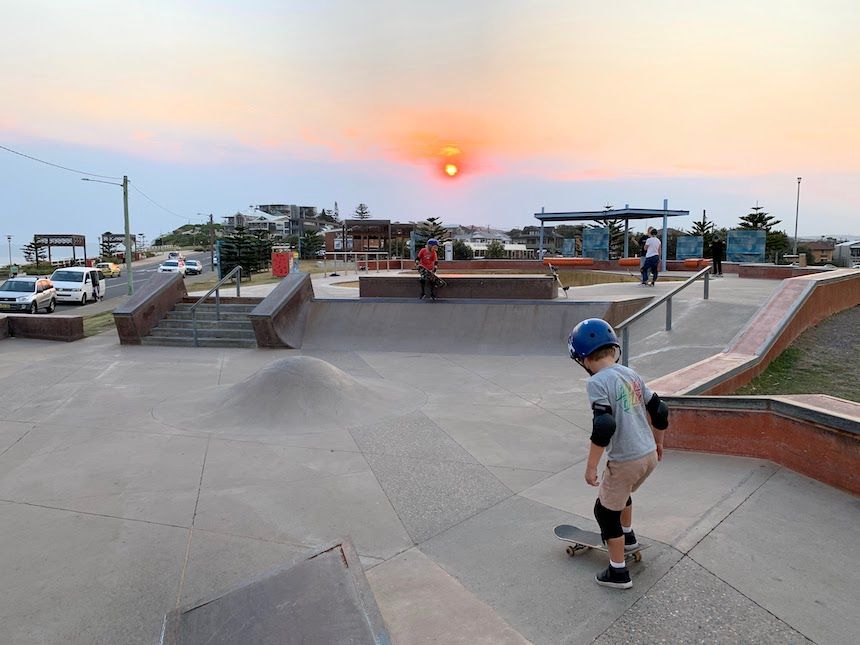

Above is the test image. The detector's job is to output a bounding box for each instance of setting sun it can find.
[444,163,458,177]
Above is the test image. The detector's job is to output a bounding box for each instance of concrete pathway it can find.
[0,275,853,644]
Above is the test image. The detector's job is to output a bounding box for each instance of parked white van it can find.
[50,267,107,305]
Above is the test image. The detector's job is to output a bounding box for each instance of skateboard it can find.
[546,264,569,298]
[418,269,447,288]
[553,524,649,563]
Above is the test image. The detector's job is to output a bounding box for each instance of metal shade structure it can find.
[534,202,690,267]
[33,233,87,266]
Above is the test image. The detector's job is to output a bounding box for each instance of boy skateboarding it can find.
[567,319,669,589]
[416,238,443,300]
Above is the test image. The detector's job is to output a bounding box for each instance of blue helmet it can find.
[568,318,620,362]
[427,238,439,246]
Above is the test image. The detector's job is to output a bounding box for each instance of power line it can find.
[0,143,122,181]
[1,142,197,225]
[129,182,191,222]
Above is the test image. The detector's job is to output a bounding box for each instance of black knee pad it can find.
[625,496,632,507]
[593,499,623,540]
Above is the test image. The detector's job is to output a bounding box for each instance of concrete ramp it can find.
[161,539,389,645]
[154,356,425,434]
[302,298,648,355]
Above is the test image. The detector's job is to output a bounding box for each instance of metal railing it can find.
[617,265,712,366]
[190,265,242,347]
[321,251,394,276]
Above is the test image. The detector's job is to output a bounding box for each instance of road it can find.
[47,251,215,315]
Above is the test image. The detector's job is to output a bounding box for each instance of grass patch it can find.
[735,306,860,402]
[83,311,118,337]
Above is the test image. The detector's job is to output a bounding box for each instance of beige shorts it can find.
[598,451,658,511]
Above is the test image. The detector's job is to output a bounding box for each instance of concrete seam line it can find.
[174,435,210,608]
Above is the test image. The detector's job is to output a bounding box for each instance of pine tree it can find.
[354,203,371,220]
[21,243,36,264]
[100,233,119,259]
[691,212,715,257]
[318,208,340,224]
[299,231,324,259]
[415,217,448,244]
[739,203,781,231]
[738,203,787,260]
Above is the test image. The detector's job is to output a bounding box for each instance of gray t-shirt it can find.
[586,364,656,462]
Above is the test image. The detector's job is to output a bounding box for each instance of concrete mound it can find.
[154,356,424,434]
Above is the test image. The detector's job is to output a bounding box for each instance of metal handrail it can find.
[617,265,712,366]
[190,266,242,347]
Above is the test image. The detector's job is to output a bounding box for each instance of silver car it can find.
[0,276,57,314]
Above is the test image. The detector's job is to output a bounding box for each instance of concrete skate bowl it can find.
[153,356,426,437]
[301,298,649,355]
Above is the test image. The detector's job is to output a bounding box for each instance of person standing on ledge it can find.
[710,236,724,277]
[416,238,440,300]
[641,229,661,286]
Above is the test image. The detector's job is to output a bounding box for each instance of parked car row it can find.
[0,266,106,312]
[1,255,208,313]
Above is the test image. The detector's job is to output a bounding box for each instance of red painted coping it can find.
[542,258,595,267]
[617,258,640,267]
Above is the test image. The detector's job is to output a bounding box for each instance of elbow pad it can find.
[646,393,669,430]
[591,404,616,447]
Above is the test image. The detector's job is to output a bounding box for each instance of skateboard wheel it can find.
[566,546,576,557]
[633,551,642,563]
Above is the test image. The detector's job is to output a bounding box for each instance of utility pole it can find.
[6,235,11,277]
[123,175,133,295]
[209,213,215,271]
[793,177,802,256]
[82,175,133,294]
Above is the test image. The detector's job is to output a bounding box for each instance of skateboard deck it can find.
[553,524,650,563]
[547,264,569,298]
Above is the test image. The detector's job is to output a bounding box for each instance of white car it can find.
[0,276,57,314]
[158,260,186,276]
[50,267,106,305]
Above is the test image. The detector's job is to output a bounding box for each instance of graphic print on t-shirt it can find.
[615,379,643,412]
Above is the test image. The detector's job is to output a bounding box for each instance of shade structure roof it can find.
[534,208,689,223]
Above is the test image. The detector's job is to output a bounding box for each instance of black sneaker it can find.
[595,565,632,589]
[624,530,639,552]
[419,294,426,300]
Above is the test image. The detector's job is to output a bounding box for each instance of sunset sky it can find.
[2,0,859,260]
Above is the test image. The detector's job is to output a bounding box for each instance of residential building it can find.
[446,227,530,258]
[222,205,325,239]
[802,240,835,264]
[833,240,860,267]
[510,226,565,255]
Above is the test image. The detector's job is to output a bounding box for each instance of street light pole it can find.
[6,235,11,277]
[793,177,802,256]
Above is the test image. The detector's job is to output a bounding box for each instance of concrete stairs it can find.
[141,300,261,348]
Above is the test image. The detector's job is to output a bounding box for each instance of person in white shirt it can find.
[641,229,661,286]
